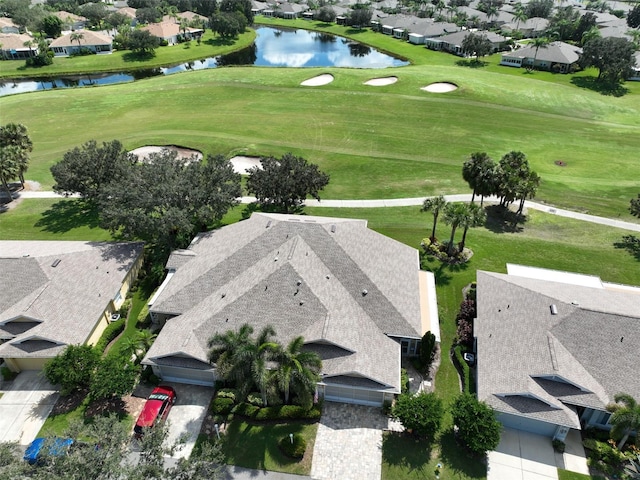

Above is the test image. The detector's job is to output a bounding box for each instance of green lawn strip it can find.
[557,469,602,480]
[221,420,318,475]
[38,397,90,437]
[0,198,113,241]
[0,31,256,78]
[2,67,639,219]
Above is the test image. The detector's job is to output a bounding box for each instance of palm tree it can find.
[443,202,471,256]
[208,323,254,394]
[0,146,20,198]
[273,336,321,405]
[530,36,549,71]
[23,40,36,58]
[607,393,640,449]
[458,203,486,251]
[462,152,494,204]
[70,32,84,53]
[516,170,540,215]
[513,6,527,32]
[208,324,279,405]
[421,195,448,242]
[0,123,32,187]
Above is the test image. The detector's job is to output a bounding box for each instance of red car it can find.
[134,385,177,438]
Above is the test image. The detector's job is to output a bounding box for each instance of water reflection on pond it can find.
[0,26,408,96]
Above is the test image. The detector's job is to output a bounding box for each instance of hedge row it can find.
[210,395,322,421]
[453,345,472,394]
[94,319,125,354]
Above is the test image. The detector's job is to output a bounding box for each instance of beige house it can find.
[49,30,113,56]
[0,33,38,60]
[142,22,204,45]
[143,213,440,406]
[53,11,88,30]
[0,17,20,34]
[0,241,143,372]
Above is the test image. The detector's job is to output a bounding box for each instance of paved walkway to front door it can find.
[310,402,389,480]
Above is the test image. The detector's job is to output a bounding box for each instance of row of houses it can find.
[2,212,638,443]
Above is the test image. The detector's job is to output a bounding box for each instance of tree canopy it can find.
[462,152,495,204]
[580,37,637,84]
[210,10,247,38]
[0,123,32,189]
[607,393,640,449]
[43,344,100,396]
[98,150,241,253]
[461,33,493,60]
[392,393,444,442]
[627,4,640,29]
[51,139,135,201]
[451,393,502,455]
[219,0,253,24]
[129,29,162,54]
[630,194,640,218]
[246,153,330,213]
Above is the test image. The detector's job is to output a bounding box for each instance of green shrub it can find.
[1,366,17,381]
[552,439,566,453]
[93,319,125,354]
[211,397,235,415]
[453,345,472,393]
[382,399,393,416]
[137,304,150,326]
[246,392,263,406]
[232,403,260,418]
[217,388,238,402]
[400,368,410,394]
[140,366,160,385]
[278,434,307,459]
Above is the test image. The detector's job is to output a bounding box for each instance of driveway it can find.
[488,428,588,480]
[0,370,58,445]
[161,383,214,459]
[310,402,389,480]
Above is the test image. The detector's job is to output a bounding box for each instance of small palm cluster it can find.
[208,324,322,408]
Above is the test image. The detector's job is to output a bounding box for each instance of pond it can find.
[0,27,408,96]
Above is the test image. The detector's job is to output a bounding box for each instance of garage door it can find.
[324,385,384,407]
[497,412,557,437]
[157,365,215,387]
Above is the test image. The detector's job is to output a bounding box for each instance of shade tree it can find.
[630,194,640,218]
[451,393,502,455]
[43,344,101,396]
[0,123,32,188]
[461,32,493,61]
[579,37,637,84]
[392,392,444,442]
[246,153,330,214]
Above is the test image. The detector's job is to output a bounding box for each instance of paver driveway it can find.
[0,370,58,445]
[311,402,389,480]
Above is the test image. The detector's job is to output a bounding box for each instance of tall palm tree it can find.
[0,146,20,198]
[23,40,36,57]
[462,152,494,204]
[70,32,84,53]
[443,202,471,256]
[530,36,549,71]
[421,195,448,242]
[0,123,32,187]
[248,325,279,407]
[607,393,640,449]
[458,203,486,251]
[513,6,527,32]
[516,170,540,215]
[273,336,321,405]
[208,323,254,394]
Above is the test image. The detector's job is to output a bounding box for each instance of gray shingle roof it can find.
[476,270,640,428]
[506,41,582,65]
[145,213,425,392]
[0,241,143,359]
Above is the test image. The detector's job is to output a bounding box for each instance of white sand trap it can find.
[421,82,458,93]
[300,74,334,86]
[364,76,398,86]
[130,145,203,163]
[230,156,262,174]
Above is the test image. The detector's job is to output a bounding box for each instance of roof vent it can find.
[550,304,558,315]
[571,301,579,305]
[266,220,272,228]
[22,254,29,257]
[296,280,302,286]
[362,289,368,296]
[51,259,61,268]
[330,225,336,233]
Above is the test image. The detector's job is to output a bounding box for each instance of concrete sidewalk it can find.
[13,191,640,233]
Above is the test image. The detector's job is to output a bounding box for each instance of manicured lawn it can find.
[0,199,113,241]
[1,25,639,219]
[0,30,256,78]
[221,420,318,475]
[557,469,603,480]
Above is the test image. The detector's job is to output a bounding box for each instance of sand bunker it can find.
[130,146,203,163]
[300,74,334,86]
[230,156,262,174]
[421,82,458,93]
[364,76,398,86]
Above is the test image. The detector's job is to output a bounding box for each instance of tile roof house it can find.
[141,21,204,45]
[143,213,439,406]
[0,17,20,34]
[0,33,38,60]
[0,241,143,372]
[53,11,88,30]
[49,30,114,56]
[475,265,640,441]
[500,41,582,73]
